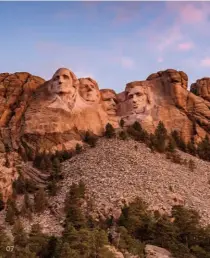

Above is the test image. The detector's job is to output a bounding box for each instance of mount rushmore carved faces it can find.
[47,68,78,111]
[79,78,101,104]
[100,89,118,116]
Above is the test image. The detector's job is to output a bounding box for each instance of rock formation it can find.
[0,67,210,201]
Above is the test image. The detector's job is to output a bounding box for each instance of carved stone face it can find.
[47,68,78,111]
[127,86,148,113]
[50,68,77,99]
[79,78,100,103]
[101,89,118,116]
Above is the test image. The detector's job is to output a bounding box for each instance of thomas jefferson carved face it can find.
[100,89,118,116]
[127,86,148,113]
[79,78,100,103]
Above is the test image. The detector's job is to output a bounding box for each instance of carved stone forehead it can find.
[127,85,146,95]
[79,78,99,90]
[52,68,77,81]
[100,89,117,98]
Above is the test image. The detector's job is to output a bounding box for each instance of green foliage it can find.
[120,119,125,128]
[0,227,12,257]
[197,135,210,161]
[127,122,149,143]
[171,130,187,152]
[105,123,116,138]
[28,223,49,256]
[119,131,128,140]
[187,141,197,156]
[0,192,4,211]
[12,219,28,248]
[5,198,19,225]
[166,137,176,153]
[75,143,82,154]
[20,193,33,219]
[152,121,168,153]
[84,132,98,147]
[64,182,87,229]
[34,188,48,213]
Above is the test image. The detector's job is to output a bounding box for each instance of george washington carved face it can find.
[79,78,101,103]
[100,89,118,116]
[47,68,78,111]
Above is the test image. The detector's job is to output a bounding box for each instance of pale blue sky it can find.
[1,1,210,92]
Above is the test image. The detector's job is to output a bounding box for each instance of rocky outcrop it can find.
[145,245,173,258]
[120,69,210,143]
[0,67,210,202]
[190,77,210,102]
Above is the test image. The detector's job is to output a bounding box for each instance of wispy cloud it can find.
[120,57,135,69]
[177,42,194,51]
[157,57,164,63]
[200,58,210,67]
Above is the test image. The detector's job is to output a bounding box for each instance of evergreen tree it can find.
[119,131,128,140]
[0,192,4,211]
[187,141,197,156]
[171,130,187,152]
[75,143,82,154]
[28,223,48,256]
[12,219,28,248]
[153,121,168,153]
[20,193,33,219]
[167,137,176,153]
[34,188,48,213]
[60,242,80,258]
[120,119,125,128]
[84,131,98,147]
[197,135,210,161]
[132,121,142,132]
[5,198,18,225]
[105,123,116,138]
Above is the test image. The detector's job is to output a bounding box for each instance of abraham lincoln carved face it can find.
[127,86,148,113]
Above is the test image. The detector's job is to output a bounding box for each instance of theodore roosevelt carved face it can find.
[100,89,118,116]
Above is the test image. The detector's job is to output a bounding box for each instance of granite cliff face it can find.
[0,67,210,201]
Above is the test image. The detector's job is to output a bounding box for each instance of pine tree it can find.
[197,135,210,161]
[167,137,176,153]
[119,131,128,140]
[187,141,197,156]
[120,119,125,128]
[132,121,142,132]
[75,143,82,154]
[0,192,4,211]
[153,121,168,152]
[12,219,28,248]
[105,123,116,138]
[60,242,80,258]
[5,198,18,225]
[28,223,48,256]
[34,188,48,213]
